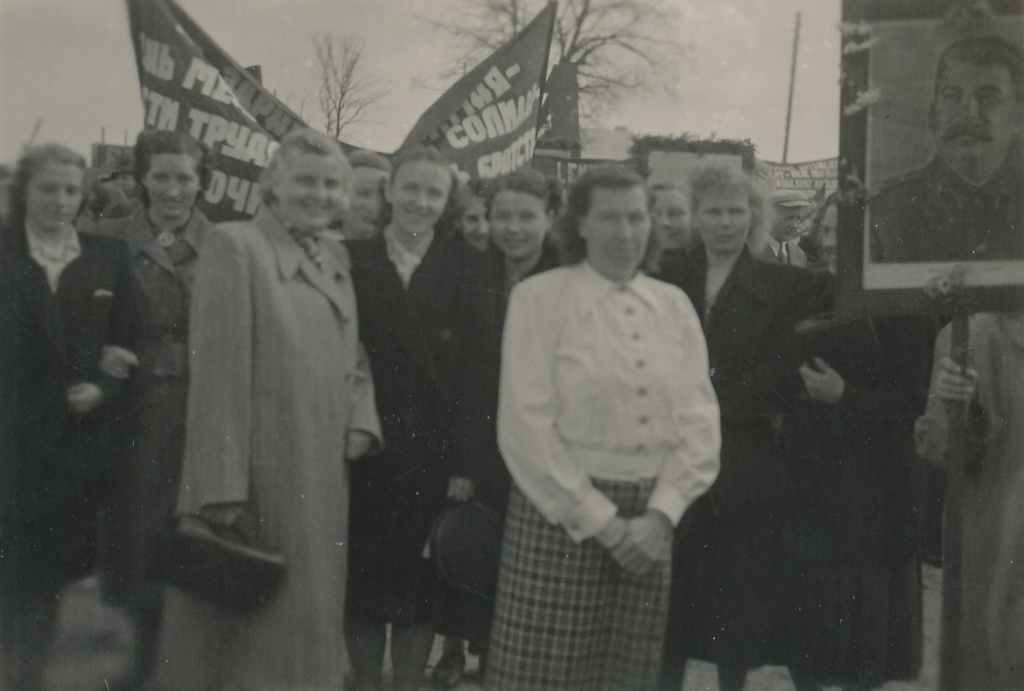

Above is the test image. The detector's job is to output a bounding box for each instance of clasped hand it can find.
[596,510,672,576]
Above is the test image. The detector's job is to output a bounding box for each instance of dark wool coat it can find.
[345,234,497,622]
[0,228,136,584]
[660,247,823,674]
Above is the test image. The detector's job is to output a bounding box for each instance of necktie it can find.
[778,241,789,264]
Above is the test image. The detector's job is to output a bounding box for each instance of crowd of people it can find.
[0,120,1021,691]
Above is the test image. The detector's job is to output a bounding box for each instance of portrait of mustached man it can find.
[870,35,1023,263]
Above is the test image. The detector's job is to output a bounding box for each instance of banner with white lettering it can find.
[400,2,556,180]
[126,0,309,221]
[758,157,839,196]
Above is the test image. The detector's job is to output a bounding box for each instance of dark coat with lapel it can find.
[0,227,136,582]
[680,248,822,515]
[661,247,824,671]
[783,310,936,565]
[345,233,496,620]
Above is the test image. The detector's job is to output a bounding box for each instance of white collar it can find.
[25,222,80,258]
[571,261,660,316]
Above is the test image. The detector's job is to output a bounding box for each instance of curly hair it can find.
[259,128,353,207]
[688,163,771,256]
[485,169,563,218]
[552,166,651,266]
[132,130,214,208]
[3,143,87,247]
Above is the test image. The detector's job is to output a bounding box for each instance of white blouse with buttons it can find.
[498,261,721,543]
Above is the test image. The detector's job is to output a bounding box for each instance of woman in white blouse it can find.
[485,166,721,691]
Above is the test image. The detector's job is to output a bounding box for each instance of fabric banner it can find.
[125,0,310,221]
[758,157,839,196]
[400,2,557,180]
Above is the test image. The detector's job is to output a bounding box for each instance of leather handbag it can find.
[162,511,287,612]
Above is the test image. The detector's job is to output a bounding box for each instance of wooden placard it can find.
[836,0,1024,317]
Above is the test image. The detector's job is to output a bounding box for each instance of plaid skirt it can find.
[486,478,669,691]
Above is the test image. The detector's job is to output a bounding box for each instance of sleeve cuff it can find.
[647,486,687,526]
[561,491,618,543]
[348,390,382,448]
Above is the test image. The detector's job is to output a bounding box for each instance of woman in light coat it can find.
[153,128,380,690]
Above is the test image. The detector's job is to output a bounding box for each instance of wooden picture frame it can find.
[836,0,1024,316]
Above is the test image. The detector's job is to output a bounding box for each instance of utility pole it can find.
[782,12,801,163]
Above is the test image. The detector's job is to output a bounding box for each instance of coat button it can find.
[439,328,454,342]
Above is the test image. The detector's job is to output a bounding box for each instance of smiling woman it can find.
[263,144,351,233]
[1,143,137,691]
[150,128,381,690]
[344,146,497,691]
[91,130,214,688]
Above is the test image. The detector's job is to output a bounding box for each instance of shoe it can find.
[431,649,466,689]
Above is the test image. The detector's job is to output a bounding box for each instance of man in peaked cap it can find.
[759,188,811,267]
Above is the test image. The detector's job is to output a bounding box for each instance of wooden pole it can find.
[939,306,970,691]
[782,12,801,163]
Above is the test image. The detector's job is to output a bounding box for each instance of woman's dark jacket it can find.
[0,225,136,581]
[782,304,938,564]
[660,247,824,517]
[345,234,497,541]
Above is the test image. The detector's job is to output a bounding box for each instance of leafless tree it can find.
[433,0,685,117]
[312,33,387,140]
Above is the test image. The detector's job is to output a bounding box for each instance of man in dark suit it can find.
[758,189,811,267]
[870,35,1023,263]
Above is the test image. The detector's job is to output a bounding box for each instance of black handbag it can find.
[162,511,287,612]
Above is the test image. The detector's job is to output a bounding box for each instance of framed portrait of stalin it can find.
[838,0,1024,316]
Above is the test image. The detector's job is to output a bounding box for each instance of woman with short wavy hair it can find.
[91,129,213,688]
[659,163,823,691]
[152,128,380,689]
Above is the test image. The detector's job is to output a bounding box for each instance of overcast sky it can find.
[0,0,842,165]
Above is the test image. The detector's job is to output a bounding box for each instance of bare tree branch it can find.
[432,0,684,118]
[311,33,388,140]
